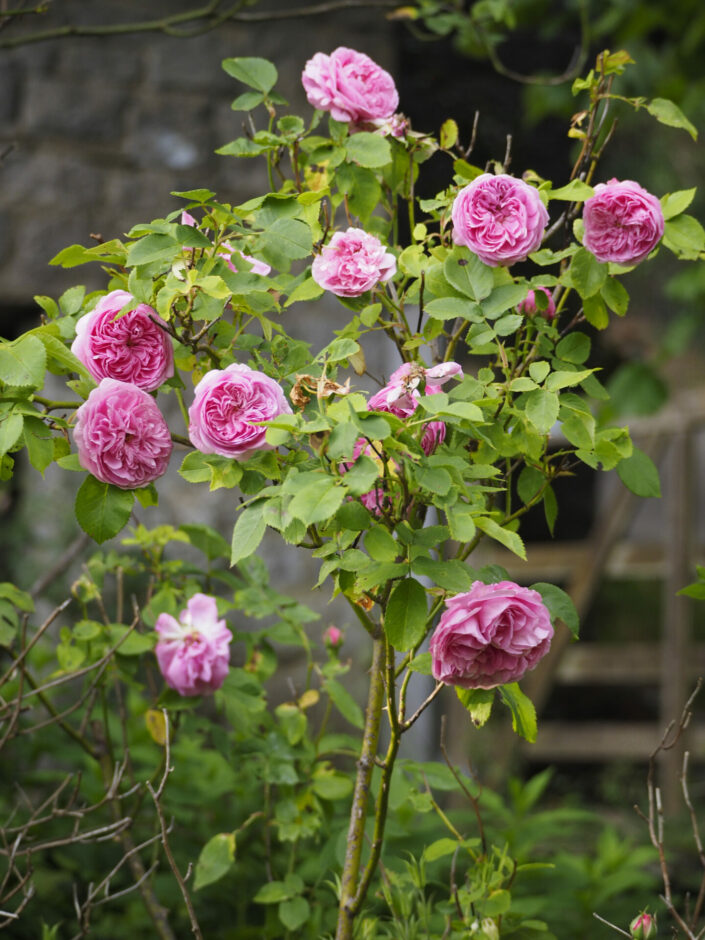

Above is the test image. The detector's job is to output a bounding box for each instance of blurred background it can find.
[1,2,705,931]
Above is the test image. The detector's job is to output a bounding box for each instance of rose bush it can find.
[71,289,174,391]
[155,593,233,696]
[430,581,554,689]
[583,178,665,264]
[73,378,173,488]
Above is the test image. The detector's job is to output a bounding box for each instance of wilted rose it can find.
[451,173,549,267]
[73,378,172,489]
[155,594,232,696]
[302,46,399,123]
[188,363,292,460]
[583,178,664,265]
[312,227,396,297]
[71,290,173,392]
[430,581,553,689]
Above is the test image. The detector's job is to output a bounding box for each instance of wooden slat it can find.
[555,643,705,684]
[524,723,705,761]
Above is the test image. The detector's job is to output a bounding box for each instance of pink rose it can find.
[517,287,556,320]
[302,47,399,123]
[368,361,463,456]
[155,593,232,697]
[188,363,292,460]
[430,581,553,690]
[323,625,343,648]
[451,173,549,267]
[312,227,396,297]
[73,378,172,489]
[630,913,655,940]
[583,178,664,265]
[71,290,174,392]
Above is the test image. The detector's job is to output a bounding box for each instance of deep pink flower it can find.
[368,361,463,456]
[73,378,172,489]
[430,581,553,689]
[312,227,396,297]
[155,594,232,697]
[71,290,173,392]
[302,47,399,123]
[583,178,664,265]
[451,173,549,267]
[517,287,556,320]
[323,626,343,648]
[188,363,292,460]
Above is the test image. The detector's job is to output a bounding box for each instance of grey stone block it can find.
[0,147,104,210]
[22,76,129,142]
[58,36,146,83]
[124,93,213,171]
[0,62,20,123]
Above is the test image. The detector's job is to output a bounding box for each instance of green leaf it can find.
[194,832,236,891]
[344,132,391,168]
[456,687,495,727]
[279,897,310,931]
[34,329,93,381]
[446,504,476,542]
[0,335,47,389]
[364,525,399,562]
[475,517,526,560]
[408,651,432,675]
[327,422,358,460]
[324,678,364,729]
[411,558,473,593]
[616,446,661,498]
[545,369,593,392]
[222,56,278,93]
[529,361,550,383]
[0,412,23,456]
[494,313,523,336]
[517,466,543,505]
[107,624,155,656]
[568,248,608,298]
[284,276,324,306]
[499,683,537,742]
[425,297,482,322]
[481,283,530,319]
[583,294,608,330]
[254,881,291,904]
[414,465,452,496]
[663,214,705,259]
[661,187,696,220]
[23,416,54,474]
[180,523,230,561]
[548,179,594,201]
[443,248,494,300]
[231,91,265,111]
[259,218,313,269]
[289,478,344,525]
[645,97,698,140]
[531,582,579,639]
[75,477,134,544]
[230,504,266,566]
[523,388,559,434]
[384,578,428,651]
[556,332,590,364]
[126,233,180,267]
[601,278,629,316]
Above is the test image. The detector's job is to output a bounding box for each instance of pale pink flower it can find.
[73,378,172,489]
[155,594,232,697]
[302,47,398,123]
[312,227,396,297]
[188,363,292,460]
[517,287,556,320]
[71,290,173,392]
[583,178,664,265]
[430,581,553,689]
[452,173,549,267]
[368,361,463,456]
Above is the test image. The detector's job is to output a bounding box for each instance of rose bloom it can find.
[71,290,174,392]
[452,173,549,267]
[368,361,463,456]
[517,287,556,320]
[155,594,232,697]
[189,363,292,460]
[583,178,664,265]
[430,581,553,689]
[73,378,172,489]
[312,227,396,297]
[302,46,399,123]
